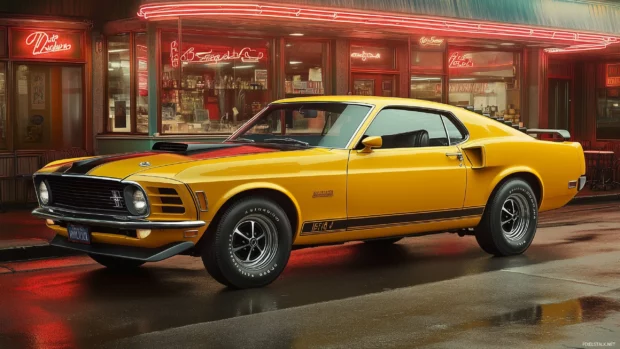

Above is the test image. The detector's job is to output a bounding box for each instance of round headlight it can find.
[39,181,50,205]
[124,186,148,216]
[133,190,147,213]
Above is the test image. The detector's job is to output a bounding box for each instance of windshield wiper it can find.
[263,138,310,147]
[229,138,255,143]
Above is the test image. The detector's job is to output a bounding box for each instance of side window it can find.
[363,108,448,148]
[441,115,466,144]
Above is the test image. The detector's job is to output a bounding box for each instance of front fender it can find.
[209,181,303,234]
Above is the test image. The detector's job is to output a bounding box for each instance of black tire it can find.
[474,178,538,256]
[202,197,292,289]
[88,254,145,269]
[363,237,403,245]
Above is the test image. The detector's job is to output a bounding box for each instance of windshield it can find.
[228,102,373,148]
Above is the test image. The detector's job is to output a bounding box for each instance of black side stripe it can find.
[300,207,484,235]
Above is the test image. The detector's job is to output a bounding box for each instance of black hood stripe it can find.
[63,152,161,175]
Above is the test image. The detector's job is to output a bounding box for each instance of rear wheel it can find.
[88,254,145,269]
[475,179,538,256]
[202,197,292,289]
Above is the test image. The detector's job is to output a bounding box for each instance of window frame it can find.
[355,105,470,149]
[104,31,149,135]
[282,38,331,98]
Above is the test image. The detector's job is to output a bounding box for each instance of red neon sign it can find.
[448,52,474,68]
[350,51,381,61]
[170,40,265,67]
[26,32,72,56]
[137,3,620,54]
[11,29,83,60]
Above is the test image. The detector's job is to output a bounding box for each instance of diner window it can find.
[363,108,450,148]
[350,44,395,71]
[0,62,6,149]
[106,34,131,132]
[0,28,6,57]
[135,33,148,133]
[284,40,327,97]
[597,87,620,140]
[410,49,444,103]
[448,50,521,125]
[161,32,271,134]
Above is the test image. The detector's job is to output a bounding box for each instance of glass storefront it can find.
[107,34,131,132]
[0,62,6,149]
[410,46,445,103]
[14,64,84,149]
[448,50,521,124]
[161,32,271,134]
[284,40,327,97]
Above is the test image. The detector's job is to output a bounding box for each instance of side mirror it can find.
[359,136,382,153]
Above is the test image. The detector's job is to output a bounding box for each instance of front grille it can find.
[44,176,130,214]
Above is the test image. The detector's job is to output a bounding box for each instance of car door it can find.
[347,107,468,231]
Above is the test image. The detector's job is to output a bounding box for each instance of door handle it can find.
[445,152,463,161]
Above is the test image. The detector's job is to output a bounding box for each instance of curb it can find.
[0,194,617,263]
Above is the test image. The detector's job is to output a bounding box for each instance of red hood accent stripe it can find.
[188,146,277,160]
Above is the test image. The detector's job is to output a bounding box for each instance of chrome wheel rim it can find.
[500,193,531,241]
[231,215,278,270]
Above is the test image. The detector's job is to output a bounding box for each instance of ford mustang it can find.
[31,96,586,288]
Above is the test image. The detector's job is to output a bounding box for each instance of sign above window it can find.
[418,36,445,50]
[606,63,620,87]
[10,28,84,61]
[350,45,395,70]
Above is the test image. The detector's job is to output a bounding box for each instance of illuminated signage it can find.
[10,28,83,60]
[170,41,265,67]
[448,52,474,68]
[25,32,72,56]
[350,51,381,61]
[606,63,620,87]
[419,36,444,47]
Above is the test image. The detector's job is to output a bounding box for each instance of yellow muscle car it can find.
[31,96,586,288]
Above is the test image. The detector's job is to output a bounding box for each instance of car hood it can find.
[41,143,290,180]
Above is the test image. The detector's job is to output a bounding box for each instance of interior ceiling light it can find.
[137,2,619,54]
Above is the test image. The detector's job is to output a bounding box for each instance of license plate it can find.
[67,224,91,244]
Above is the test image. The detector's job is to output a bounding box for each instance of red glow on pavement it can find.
[137,3,619,53]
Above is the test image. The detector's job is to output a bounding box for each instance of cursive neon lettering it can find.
[419,36,444,46]
[25,31,72,56]
[448,52,474,68]
[350,51,381,61]
[170,41,264,67]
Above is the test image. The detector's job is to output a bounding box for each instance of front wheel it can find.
[88,254,145,269]
[202,197,292,289]
[475,179,538,256]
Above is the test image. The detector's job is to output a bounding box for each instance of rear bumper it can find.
[49,235,194,262]
[569,175,587,191]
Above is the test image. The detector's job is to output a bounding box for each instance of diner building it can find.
[2,0,620,205]
[93,0,620,156]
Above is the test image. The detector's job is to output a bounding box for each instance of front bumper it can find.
[32,207,206,229]
[49,235,195,262]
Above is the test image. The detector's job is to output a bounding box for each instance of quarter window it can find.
[363,108,449,148]
[441,115,466,144]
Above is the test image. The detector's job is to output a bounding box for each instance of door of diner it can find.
[548,78,571,131]
[13,63,84,151]
[351,74,397,97]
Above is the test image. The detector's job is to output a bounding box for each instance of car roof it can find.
[271,95,449,109]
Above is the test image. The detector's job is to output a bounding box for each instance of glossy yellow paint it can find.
[35,96,585,251]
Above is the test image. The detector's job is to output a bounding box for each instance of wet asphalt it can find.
[0,202,619,348]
